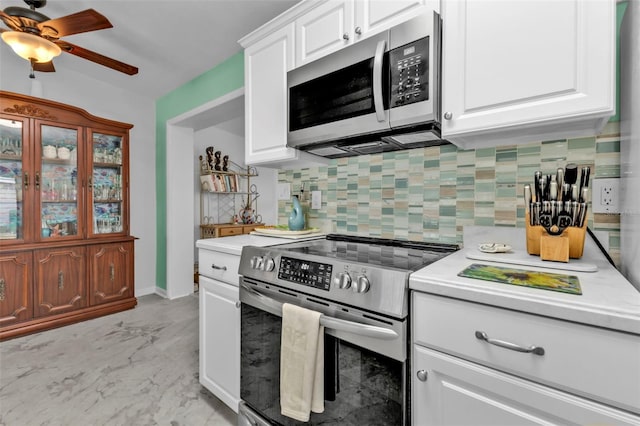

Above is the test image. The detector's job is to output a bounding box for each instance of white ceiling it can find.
[0,0,300,99]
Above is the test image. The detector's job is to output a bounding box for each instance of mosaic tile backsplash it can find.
[278,122,622,265]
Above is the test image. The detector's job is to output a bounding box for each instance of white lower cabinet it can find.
[411,292,640,425]
[413,345,638,426]
[199,275,240,412]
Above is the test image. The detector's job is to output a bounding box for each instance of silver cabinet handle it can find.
[475,331,545,356]
[355,26,362,35]
[342,33,349,40]
[416,370,428,382]
[211,264,227,271]
[444,112,453,120]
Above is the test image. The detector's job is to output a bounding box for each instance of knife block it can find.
[525,212,587,262]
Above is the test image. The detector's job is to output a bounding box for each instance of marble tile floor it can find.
[0,294,236,426]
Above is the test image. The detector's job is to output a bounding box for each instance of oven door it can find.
[239,278,408,426]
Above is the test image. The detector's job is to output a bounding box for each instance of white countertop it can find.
[410,226,640,335]
[196,234,321,256]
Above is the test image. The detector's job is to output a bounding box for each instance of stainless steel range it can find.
[238,234,458,426]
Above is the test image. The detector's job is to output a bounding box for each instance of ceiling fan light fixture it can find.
[1,31,61,63]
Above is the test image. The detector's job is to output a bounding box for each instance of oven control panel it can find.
[278,256,333,291]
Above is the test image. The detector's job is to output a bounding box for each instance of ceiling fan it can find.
[0,0,138,77]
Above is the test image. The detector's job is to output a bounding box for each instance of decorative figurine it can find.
[222,155,229,172]
[205,146,215,170]
[214,150,222,171]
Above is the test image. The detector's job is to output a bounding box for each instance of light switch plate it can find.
[311,191,322,209]
[277,183,291,200]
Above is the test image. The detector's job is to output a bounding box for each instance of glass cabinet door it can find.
[0,117,27,242]
[90,131,125,236]
[38,123,82,240]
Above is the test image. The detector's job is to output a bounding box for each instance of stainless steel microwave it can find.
[287,12,446,159]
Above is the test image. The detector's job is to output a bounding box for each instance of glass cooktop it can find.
[273,234,459,272]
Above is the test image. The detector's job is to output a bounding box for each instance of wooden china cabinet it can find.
[0,91,136,340]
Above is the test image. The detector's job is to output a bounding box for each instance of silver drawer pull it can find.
[475,331,545,356]
[211,264,227,271]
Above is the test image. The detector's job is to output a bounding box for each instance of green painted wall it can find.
[154,51,244,290]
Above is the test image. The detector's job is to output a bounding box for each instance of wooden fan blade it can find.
[55,40,138,75]
[0,10,23,31]
[33,61,56,72]
[38,9,112,38]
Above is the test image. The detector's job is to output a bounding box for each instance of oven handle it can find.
[241,283,399,341]
[372,39,387,122]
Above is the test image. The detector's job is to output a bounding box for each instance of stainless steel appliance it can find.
[237,235,458,425]
[287,12,446,159]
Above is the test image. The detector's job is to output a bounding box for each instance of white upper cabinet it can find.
[296,0,427,67]
[296,0,354,66]
[243,24,297,165]
[441,0,616,149]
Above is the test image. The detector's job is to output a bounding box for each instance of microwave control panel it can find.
[389,36,429,108]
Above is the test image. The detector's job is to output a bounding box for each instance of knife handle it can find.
[565,163,578,185]
[524,184,532,219]
[556,168,564,187]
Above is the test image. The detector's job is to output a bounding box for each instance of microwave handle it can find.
[241,282,399,341]
[373,39,387,122]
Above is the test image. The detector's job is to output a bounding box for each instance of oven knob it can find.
[250,256,259,269]
[334,272,352,289]
[353,275,370,293]
[263,257,275,272]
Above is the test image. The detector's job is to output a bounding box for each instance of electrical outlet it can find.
[592,178,620,213]
[277,183,291,200]
[311,191,322,209]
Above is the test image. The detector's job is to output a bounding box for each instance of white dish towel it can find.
[280,303,325,421]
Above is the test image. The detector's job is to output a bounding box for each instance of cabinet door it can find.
[87,129,128,238]
[199,276,240,412]
[244,23,299,165]
[441,0,615,148]
[34,120,84,241]
[34,246,86,317]
[355,0,426,41]
[0,115,30,244]
[413,345,639,426]
[88,242,133,305]
[295,0,354,67]
[0,251,32,326]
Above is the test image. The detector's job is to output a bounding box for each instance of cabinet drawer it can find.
[198,249,240,286]
[219,227,242,237]
[412,292,640,414]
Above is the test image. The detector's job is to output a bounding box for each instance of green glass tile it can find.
[568,137,596,150]
[496,149,517,162]
[424,159,440,168]
[441,144,458,154]
[475,148,496,158]
[475,217,495,226]
[382,207,394,215]
[475,182,495,192]
[395,178,409,189]
[596,140,620,153]
[439,205,456,216]
[370,165,382,173]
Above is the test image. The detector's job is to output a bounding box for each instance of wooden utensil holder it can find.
[525,212,587,262]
